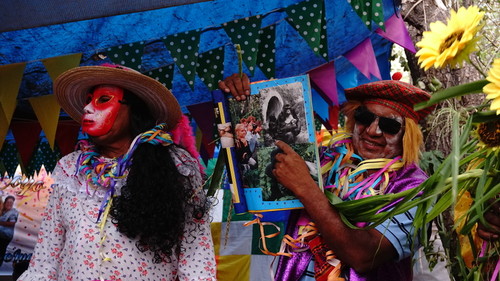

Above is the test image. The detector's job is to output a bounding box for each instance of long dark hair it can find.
[109,91,209,263]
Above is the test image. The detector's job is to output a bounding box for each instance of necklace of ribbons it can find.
[271,131,404,270]
[75,123,173,281]
[320,132,403,200]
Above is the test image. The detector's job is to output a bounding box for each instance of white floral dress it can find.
[18,146,216,281]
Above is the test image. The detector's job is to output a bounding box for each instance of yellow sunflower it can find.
[484,58,500,115]
[415,6,485,70]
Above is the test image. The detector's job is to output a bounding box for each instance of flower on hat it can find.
[483,58,500,115]
[415,6,485,70]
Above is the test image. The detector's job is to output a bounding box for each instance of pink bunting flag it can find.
[344,38,381,80]
[308,61,339,106]
[375,13,416,53]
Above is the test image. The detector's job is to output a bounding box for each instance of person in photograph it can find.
[18,64,216,281]
[235,123,257,172]
[275,104,300,143]
[0,195,19,267]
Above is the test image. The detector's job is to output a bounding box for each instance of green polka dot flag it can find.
[146,64,175,91]
[348,0,385,31]
[26,139,60,176]
[0,141,20,177]
[197,46,225,90]
[256,24,276,79]
[106,41,145,71]
[285,0,328,60]
[164,29,201,90]
[223,15,262,76]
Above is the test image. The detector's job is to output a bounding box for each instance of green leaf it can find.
[205,152,226,197]
[471,110,499,123]
[414,80,489,111]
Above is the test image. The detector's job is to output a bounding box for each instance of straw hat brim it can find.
[53,66,182,130]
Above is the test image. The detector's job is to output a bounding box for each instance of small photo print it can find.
[257,81,309,146]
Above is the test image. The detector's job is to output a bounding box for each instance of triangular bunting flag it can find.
[0,62,26,149]
[285,0,328,60]
[145,64,175,90]
[106,41,145,71]
[0,141,20,176]
[256,24,276,79]
[42,53,82,81]
[10,121,42,169]
[375,13,416,53]
[55,120,81,157]
[164,29,201,89]
[344,38,381,80]
[223,15,262,75]
[197,46,225,90]
[28,94,61,150]
[308,61,338,106]
[348,0,385,31]
[26,139,60,176]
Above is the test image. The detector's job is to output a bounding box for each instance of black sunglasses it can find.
[354,107,403,135]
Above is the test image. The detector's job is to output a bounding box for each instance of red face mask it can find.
[82,85,124,137]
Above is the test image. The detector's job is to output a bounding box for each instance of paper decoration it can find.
[164,29,201,89]
[256,24,276,79]
[344,38,381,80]
[0,62,26,150]
[41,53,82,81]
[223,15,263,75]
[308,61,338,105]
[145,64,175,90]
[348,0,385,31]
[375,13,416,53]
[106,41,145,71]
[26,139,60,176]
[197,46,225,90]
[0,142,20,176]
[55,120,81,157]
[10,122,42,170]
[285,0,328,60]
[28,94,61,150]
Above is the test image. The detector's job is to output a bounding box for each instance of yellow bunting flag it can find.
[28,95,61,150]
[42,53,82,82]
[0,62,26,149]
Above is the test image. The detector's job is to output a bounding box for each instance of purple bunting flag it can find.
[344,38,381,80]
[375,13,416,53]
[308,61,338,106]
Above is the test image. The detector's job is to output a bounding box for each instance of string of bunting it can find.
[1,0,417,176]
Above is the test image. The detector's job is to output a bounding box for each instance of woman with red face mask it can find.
[18,64,216,281]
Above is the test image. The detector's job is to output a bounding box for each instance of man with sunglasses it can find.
[219,74,435,281]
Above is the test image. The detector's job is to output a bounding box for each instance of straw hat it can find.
[54,64,182,130]
[345,80,435,122]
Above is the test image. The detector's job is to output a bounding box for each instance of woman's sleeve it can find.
[171,147,216,281]
[17,167,66,281]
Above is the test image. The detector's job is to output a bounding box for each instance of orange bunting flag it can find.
[42,53,82,82]
[28,95,61,150]
[0,62,26,150]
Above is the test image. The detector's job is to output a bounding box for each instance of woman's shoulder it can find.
[167,145,202,177]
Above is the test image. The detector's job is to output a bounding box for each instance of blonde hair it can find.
[341,101,423,165]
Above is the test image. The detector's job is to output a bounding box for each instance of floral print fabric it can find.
[18,146,216,281]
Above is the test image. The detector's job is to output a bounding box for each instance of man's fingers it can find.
[242,73,251,95]
[275,140,294,154]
